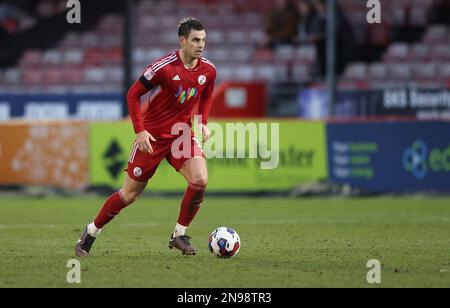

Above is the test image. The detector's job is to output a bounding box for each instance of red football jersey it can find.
[139,50,216,141]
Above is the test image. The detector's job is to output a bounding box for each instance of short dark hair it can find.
[177,18,204,38]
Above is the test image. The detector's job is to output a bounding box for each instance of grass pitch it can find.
[0,196,449,288]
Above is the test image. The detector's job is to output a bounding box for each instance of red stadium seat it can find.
[20,50,42,66]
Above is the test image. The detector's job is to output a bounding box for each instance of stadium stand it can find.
[0,0,317,94]
[342,24,450,89]
[0,0,449,99]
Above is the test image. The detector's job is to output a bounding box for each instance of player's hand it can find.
[199,124,210,143]
[135,130,156,154]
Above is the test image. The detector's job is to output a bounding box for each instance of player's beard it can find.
[194,50,202,59]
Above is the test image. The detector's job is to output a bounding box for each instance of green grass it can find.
[0,196,449,288]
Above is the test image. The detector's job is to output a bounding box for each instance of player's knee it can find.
[190,174,208,187]
[120,189,141,204]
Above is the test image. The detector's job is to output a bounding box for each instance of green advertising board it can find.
[90,120,328,192]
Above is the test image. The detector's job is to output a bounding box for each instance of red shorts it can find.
[126,135,204,182]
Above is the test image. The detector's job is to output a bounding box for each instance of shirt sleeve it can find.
[127,79,150,134]
[198,69,216,125]
[141,64,165,88]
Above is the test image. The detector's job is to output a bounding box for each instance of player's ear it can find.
[179,36,186,46]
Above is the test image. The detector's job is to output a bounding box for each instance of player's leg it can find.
[75,175,148,257]
[93,175,148,229]
[75,140,166,258]
[175,157,208,236]
[169,156,208,255]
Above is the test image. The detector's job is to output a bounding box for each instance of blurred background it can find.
[0,0,450,194]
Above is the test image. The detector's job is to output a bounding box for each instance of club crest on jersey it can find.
[133,167,142,177]
[175,86,198,104]
[198,75,206,85]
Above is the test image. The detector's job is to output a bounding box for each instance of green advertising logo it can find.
[89,120,328,192]
[403,140,450,179]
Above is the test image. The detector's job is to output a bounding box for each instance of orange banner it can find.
[0,121,89,190]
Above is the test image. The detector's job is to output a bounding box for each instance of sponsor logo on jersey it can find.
[175,86,198,104]
[173,75,181,81]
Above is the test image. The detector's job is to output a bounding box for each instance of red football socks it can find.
[94,191,129,229]
[177,183,206,227]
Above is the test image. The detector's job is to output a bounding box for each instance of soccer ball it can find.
[208,227,240,258]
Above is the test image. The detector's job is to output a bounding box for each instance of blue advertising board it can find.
[0,94,124,121]
[299,88,450,119]
[327,121,450,192]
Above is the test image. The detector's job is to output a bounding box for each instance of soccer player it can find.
[75,18,216,257]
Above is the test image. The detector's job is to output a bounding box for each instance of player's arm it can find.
[197,70,216,141]
[127,76,157,153]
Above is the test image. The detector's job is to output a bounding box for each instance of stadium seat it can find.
[255,64,288,82]
[226,31,248,44]
[64,68,84,84]
[101,35,122,48]
[215,66,234,83]
[275,45,296,61]
[248,29,266,45]
[438,63,450,79]
[431,44,450,61]
[43,50,63,65]
[206,30,225,45]
[142,48,164,65]
[23,70,45,85]
[230,48,253,62]
[368,63,388,80]
[45,67,65,84]
[80,33,100,48]
[295,46,317,64]
[59,32,79,49]
[292,63,311,83]
[411,63,436,80]
[133,48,148,64]
[2,68,22,84]
[63,49,84,65]
[208,49,230,62]
[20,50,42,66]
[106,67,123,83]
[343,63,367,81]
[409,43,430,61]
[383,43,410,62]
[233,65,256,81]
[84,68,107,83]
[389,63,412,80]
[423,25,448,44]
